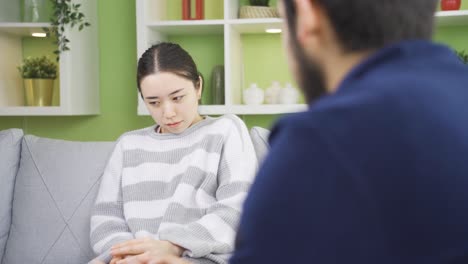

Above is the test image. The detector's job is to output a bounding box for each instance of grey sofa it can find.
[0,127,270,264]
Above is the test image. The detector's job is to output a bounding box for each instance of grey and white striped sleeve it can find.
[89,140,134,261]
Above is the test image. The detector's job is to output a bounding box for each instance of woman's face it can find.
[140,72,202,134]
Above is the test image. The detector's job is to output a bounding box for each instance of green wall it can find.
[0,0,154,141]
[167,34,224,106]
[0,0,467,141]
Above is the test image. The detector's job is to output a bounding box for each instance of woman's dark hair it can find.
[137,42,202,94]
[282,0,438,52]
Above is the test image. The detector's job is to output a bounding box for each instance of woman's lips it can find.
[167,121,182,128]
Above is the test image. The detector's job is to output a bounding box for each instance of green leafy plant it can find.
[248,0,270,6]
[17,56,58,79]
[456,50,468,64]
[43,0,90,60]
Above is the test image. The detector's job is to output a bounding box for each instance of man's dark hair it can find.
[282,0,438,52]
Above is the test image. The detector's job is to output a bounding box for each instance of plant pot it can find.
[23,79,54,106]
[441,0,461,11]
[239,6,279,19]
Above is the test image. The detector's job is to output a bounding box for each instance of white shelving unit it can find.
[435,10,468,26]
[0,0,99,116]
[136,0,299,115]
[136,1,468,116]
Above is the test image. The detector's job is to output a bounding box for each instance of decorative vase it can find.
[441,0,461,10]
[23,79,54,106]
[243,83,264,105]
[22,0,47,22]
[211,65,224,104]
[182,0,204,20]
[264,81,281,104]
[278,83,299,104]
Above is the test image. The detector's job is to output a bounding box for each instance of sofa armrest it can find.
[0,129,23,262]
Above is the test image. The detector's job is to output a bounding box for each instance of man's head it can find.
[280,0,438,102]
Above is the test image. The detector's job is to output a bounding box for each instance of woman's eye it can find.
[173,96,184,102]
[149,101,160,106]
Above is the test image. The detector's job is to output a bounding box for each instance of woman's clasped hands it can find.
[108,238,188,264]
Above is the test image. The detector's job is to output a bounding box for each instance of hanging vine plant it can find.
[455,50,468,65]
[43,0,90,61]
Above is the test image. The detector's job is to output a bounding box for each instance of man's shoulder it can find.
[269,95,389,148]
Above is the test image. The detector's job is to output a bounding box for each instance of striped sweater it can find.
[90,114,257,264]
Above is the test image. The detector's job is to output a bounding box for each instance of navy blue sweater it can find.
[231,41,468,264]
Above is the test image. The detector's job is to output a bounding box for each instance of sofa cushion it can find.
[0,129,23,262]
[249,126,270,164]
[2,135,115,264]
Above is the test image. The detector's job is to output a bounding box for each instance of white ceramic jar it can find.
[264,81,281,104]
[243,83,264,105]
[278,83,299,104]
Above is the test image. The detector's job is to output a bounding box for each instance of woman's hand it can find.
[116,253,190,264]
[111,238,184,259]
[89,259,106,264]
[110,256,123,264]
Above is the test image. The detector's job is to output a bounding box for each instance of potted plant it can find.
[239,0,279,19]
[17,56,58,106]
[43,0,91,60]
[456,50,468,65]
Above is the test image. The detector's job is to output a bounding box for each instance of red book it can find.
[182,0,204,20]
[195,0,204,20]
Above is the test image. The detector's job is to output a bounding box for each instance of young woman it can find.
[90,42,257,264]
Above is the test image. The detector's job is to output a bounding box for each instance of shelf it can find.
[0,106,64,116]
[225,10,468,34]
[200,105,307,115]
[136,1,468,117]
[229,18,283,34]
[227,11,468,31]
[0,22,50,36]
[0,106,101,116]
[198,105,230,115]
[436,10,468,26]
[0,0,100,116]
[147,20,224,35]
[228,104,307,115]
[138,104,307,116]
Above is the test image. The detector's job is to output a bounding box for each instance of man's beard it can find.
[291,39,327,104]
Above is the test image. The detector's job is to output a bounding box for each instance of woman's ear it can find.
[197,75,203,100]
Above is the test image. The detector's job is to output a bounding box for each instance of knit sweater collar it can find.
[148,116,214,140]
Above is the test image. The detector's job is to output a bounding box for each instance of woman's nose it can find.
[162,102,176,119]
